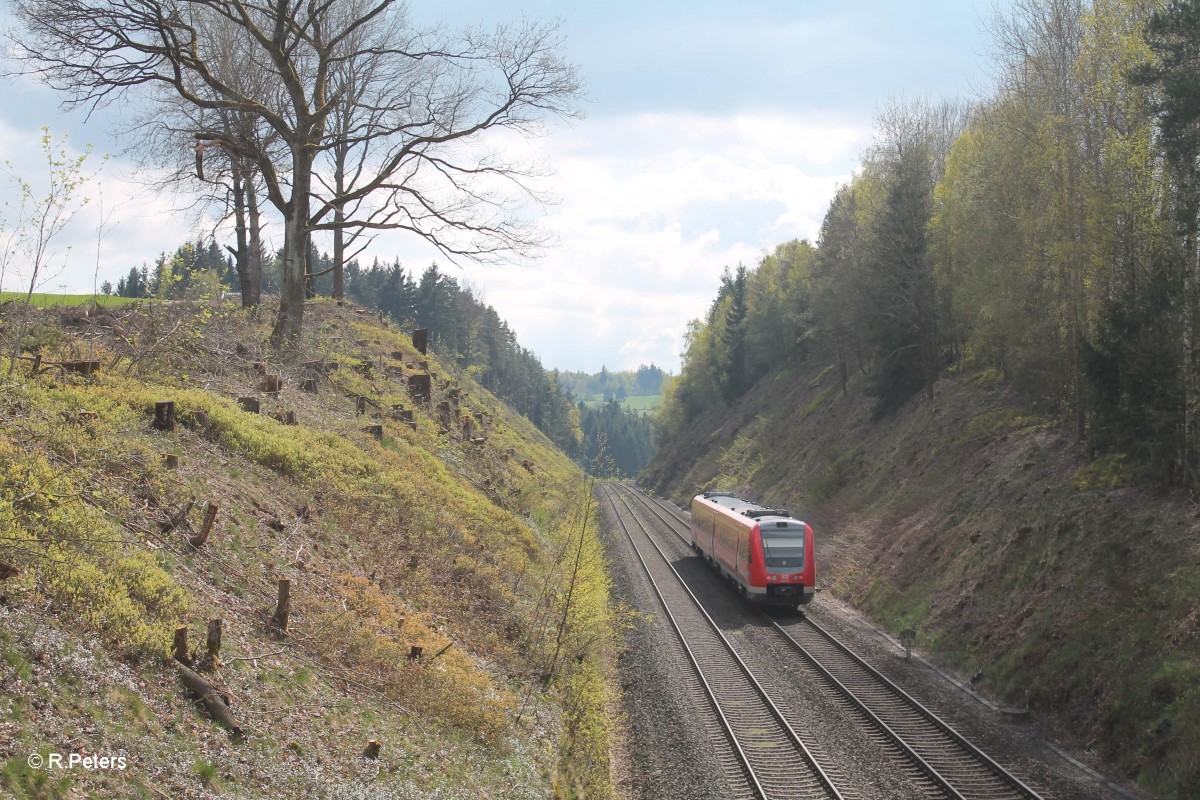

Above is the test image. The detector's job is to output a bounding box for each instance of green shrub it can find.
[1071,453,1150,491]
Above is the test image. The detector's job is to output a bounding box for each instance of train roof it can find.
[696,490,798,522]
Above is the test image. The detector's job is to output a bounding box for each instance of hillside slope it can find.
[643,359,1200,799]
[0,298,614,799]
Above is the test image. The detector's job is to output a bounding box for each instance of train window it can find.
[761,534,806,568]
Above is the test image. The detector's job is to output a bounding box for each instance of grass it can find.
[576,393,660,412]
[0,291,141,308]
[0,298,618,799]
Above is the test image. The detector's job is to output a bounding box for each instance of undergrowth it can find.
[0,299,618,799]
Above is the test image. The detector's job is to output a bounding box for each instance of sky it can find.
[0,0,998,373]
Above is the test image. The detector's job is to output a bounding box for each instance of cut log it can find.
[170,659,243,736]
[190,503,218,548]
[407,374,431,403]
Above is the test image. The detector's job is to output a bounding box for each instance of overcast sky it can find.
[0,0,997,373]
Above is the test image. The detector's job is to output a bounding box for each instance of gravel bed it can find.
[645,509,931,800]
[599,494,741,800]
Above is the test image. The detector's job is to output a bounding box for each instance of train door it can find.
[735,527,748,589]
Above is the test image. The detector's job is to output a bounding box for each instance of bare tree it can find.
[125,91,277,307]
[7,0,580,345]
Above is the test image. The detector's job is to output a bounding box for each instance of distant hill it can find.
[556,366,665,478]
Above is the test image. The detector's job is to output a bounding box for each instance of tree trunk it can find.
[231,161,253,306]
[332,206,345,300]
[247,181,263,307]
[271,160,312,346]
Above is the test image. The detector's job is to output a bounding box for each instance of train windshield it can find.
[760,533,805,568]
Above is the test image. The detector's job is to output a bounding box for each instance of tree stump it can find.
[408,645,423,661]
[362,740,381,759]
[263,374,282,393]
[412,328,429,355]
[62,360,101,376]
[237,396,260,414]
[204,618,222,670]
[173,626,191,666]
[154,401,176,431]
[270,578,290,635]
[163,453,180,469]
[300,377,318,393]
[356,396,368,415]
[407,374,431,403]
[364,424,383,440]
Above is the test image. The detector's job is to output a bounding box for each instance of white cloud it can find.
[438,109,867,371]
[0,104,866,373]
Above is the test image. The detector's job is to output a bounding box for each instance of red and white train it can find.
[690,491,815,608]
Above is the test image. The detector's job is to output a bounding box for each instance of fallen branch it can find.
[170,659,244,737]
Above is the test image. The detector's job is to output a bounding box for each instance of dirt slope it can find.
[642,359,1200,799]
[0,298,612,799]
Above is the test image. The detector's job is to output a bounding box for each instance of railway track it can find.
[615,483,1045,800]
[600,484,847,800]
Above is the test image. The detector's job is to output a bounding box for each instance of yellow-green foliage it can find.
[309,574,511,743]
[966,367,1006,387]
[805,363,835,389]
[513,484,617,798]
[1071,452,1149,491]
[0,302,617,797]
[554,660,613,800]
[958,408,1045,443]
[715,418,767,491]
[0,424,188,655]
[802,386,835,419]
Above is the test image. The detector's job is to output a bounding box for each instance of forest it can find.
[658,0,1200,491]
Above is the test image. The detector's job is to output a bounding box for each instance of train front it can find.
[750,516,815,606]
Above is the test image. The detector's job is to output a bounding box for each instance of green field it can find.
[578,393,661,412]
[0,292,143,308]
